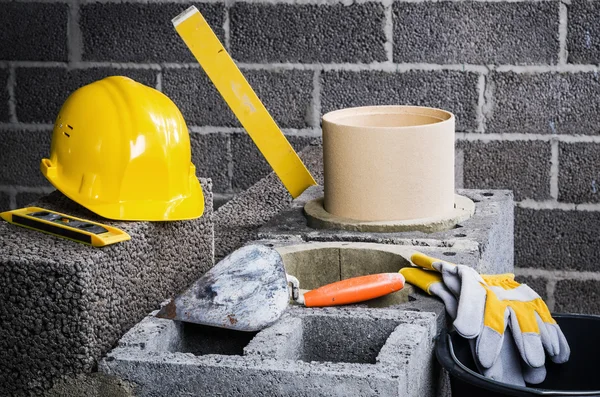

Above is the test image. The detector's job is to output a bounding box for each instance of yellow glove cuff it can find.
[400,267,443,295]
[410,252,456,270]
[481,273,519,289]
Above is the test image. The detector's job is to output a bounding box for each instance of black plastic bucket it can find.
[435,314,600,396]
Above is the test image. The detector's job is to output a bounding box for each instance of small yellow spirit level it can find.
[0,207,131,247]
[172,6,317,198]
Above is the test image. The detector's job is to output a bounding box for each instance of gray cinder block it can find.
[230,3,387,63]
[393,1,559,65]
[555,279,600,314]
[216,142,514,275]
[0,68,9,122]
[567,0,600,64]
[100,304,440,397]
[0,3,68,62]
[0,129,52,187]
[163,68,314,128]
[460,140,552,201]
[80,3,224,63]
[515,207,600,271]
[486,71,600,135]
[558,142,600,203]
[15,67,157,124]
[214,141,324,261]
[232,134,315,191]
[99,137,515,396]
[0,181,214,396]
[190,132,230,193]
[0,192,10,211]
[321,70,480,131]
[162,68,236,127]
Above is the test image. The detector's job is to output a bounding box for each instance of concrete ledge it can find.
[259,185,515,274]
[304,194,475,234]
[0,179,214,396]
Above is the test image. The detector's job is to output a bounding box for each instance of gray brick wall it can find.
[392,1,560,65]
[1,0,599,327]
[0,3,69,62]
[230,3,387,63]
[459,140,552,201]
[321,70,480,131]
[15,67,158,123]
[567,0,600,64]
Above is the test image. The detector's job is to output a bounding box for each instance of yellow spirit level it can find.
[172,6,317,198]
[0,207,130,247]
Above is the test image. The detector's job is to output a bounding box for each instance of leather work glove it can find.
[400,266,536,386]
[405,253,570,380]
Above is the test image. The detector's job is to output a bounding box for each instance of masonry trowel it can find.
[156,244,405,331]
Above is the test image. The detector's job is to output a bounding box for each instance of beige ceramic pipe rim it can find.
[322,105,453,129]
[322,105,455,222]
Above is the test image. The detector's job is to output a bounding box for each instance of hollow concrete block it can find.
[100,303,441,397]
[259,184,514,274]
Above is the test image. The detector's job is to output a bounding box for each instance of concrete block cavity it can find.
[300,315,399,364]
[173,323,258,356]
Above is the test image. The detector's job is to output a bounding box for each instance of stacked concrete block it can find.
[99,228,510,395]
[97,130,516,396]
[257,156,514,275]
[214,141,514,280]
[0,180,214,396]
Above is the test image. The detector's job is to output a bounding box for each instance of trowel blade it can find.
[156,244,289,332]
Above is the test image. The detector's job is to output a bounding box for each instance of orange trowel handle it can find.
[303,273,405,307]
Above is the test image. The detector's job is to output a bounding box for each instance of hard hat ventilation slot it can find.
[67,125,73,130]
[63,132,70,138]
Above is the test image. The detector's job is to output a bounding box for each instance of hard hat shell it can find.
[41,76,204,221]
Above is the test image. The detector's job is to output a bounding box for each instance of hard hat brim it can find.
[41,158,205,222]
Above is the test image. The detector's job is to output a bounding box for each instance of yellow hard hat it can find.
[41,76,204,221]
